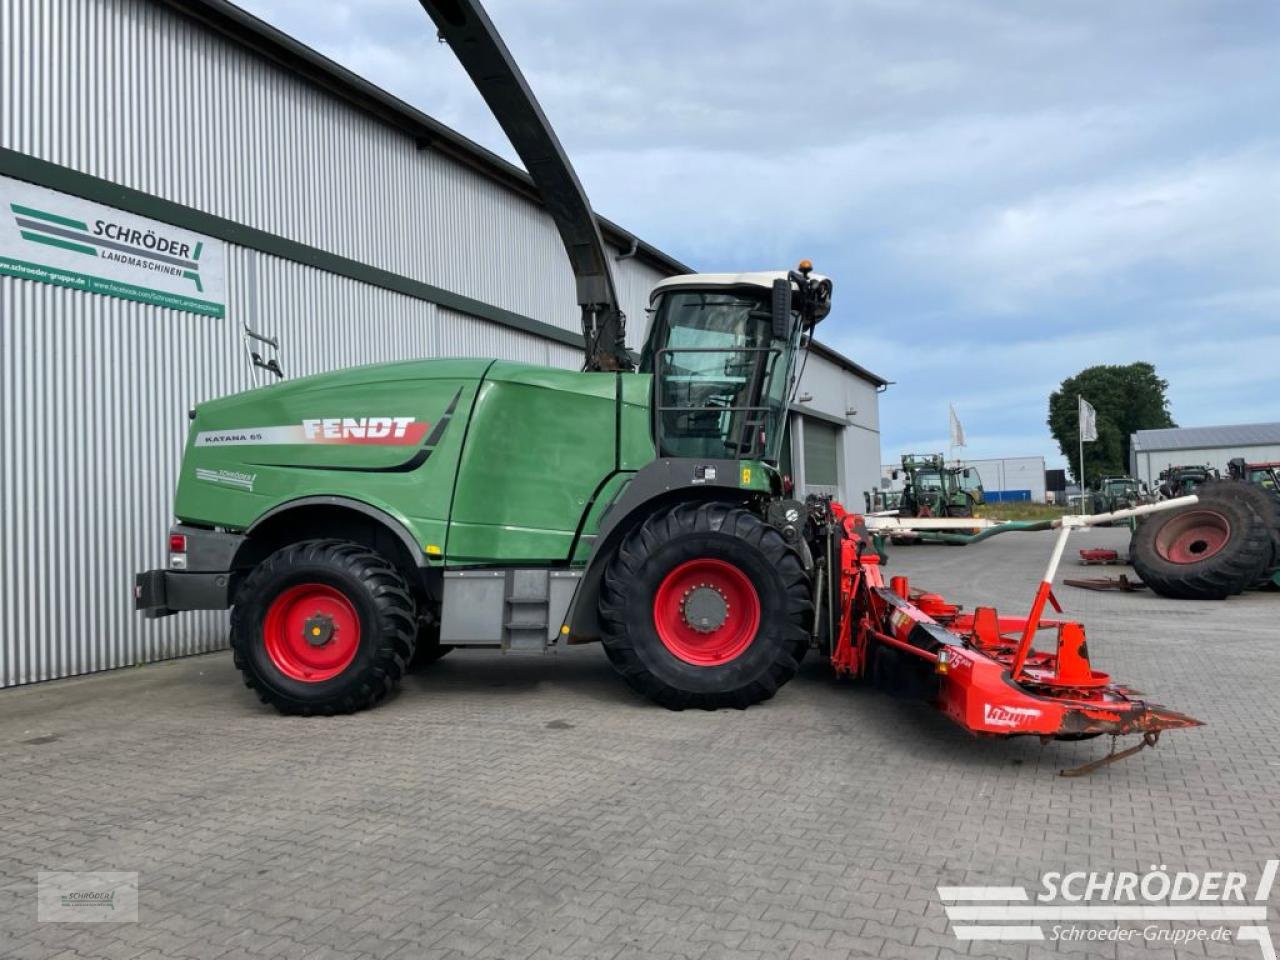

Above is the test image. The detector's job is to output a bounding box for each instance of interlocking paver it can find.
[0,528,1276,959]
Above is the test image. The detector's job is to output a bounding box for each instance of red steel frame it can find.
[825,503,1200,740]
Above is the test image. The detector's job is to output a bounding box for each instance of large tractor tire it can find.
[230,540,416,715]
[599,502,810,710]
[1132,492,1271,600]
[1197,480,1280,579]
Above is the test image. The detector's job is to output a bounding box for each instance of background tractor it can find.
[892,453,985,518]
[863,487,903,513]
[1157,464,1219,499]
[1090,476,1144,515]
[1228,457,1280,495]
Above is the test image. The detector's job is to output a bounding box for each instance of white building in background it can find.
[880,456,1047,503]
[1131,422,1280,488]
[0,0,885,687]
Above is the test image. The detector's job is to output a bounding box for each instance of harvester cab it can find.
[640,265,830,463]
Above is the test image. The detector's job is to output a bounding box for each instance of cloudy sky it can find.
[240,0,1279,467]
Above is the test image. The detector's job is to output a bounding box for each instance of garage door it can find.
[803,418,840,493]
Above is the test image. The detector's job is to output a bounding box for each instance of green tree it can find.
[1047,363,1176,485]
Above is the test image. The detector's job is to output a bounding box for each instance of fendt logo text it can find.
[195,417,430,448]
[938,859,1278,957]
[301,417,417,441]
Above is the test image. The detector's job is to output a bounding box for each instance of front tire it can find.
[230,540,416,715]
[598,503,810,710]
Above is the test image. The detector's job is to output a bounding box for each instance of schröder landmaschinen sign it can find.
[0,176,225,317]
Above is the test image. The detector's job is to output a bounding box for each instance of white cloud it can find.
[896,150,1280,314]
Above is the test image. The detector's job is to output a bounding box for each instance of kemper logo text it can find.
[982,703,1041,727]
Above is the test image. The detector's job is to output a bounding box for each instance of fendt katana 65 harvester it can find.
[137,0,1198,767]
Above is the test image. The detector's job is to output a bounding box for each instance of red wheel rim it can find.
[653,559,761,666]
[262,583,361,682]
[1154,509,1231,564]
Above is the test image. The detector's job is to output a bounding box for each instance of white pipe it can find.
[1042,523,1073,587]
[1052,494,1199,530]
[864,516,997,531]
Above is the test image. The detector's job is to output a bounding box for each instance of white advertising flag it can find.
[949,404,966,449]
[1078,396,1098,443]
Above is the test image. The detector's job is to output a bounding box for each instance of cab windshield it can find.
[914,470,944,492]
[641,289,794,462]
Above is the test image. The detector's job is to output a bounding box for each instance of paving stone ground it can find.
[1,526,1277,960]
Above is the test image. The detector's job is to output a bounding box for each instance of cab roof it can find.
[648,271,830,301]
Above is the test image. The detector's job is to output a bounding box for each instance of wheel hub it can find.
[681,585,728,633]
[1154,509,1231,564]
[304,614,335,647]
[652,558,762,666]
[262,583,361,682]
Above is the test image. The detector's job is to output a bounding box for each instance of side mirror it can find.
[771,278,792,340]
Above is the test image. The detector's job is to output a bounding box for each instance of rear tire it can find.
[230,540,416,715]
[599,502,810,710]
[1132,492,1270,600]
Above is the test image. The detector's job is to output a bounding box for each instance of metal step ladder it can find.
[504,569,549,652]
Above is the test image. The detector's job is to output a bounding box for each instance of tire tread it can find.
[230,539,415,715]
[599,503,809,710]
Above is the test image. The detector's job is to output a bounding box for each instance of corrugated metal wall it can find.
[1,0,668,331]
[0,0,672,686]
[0,0,670,332]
